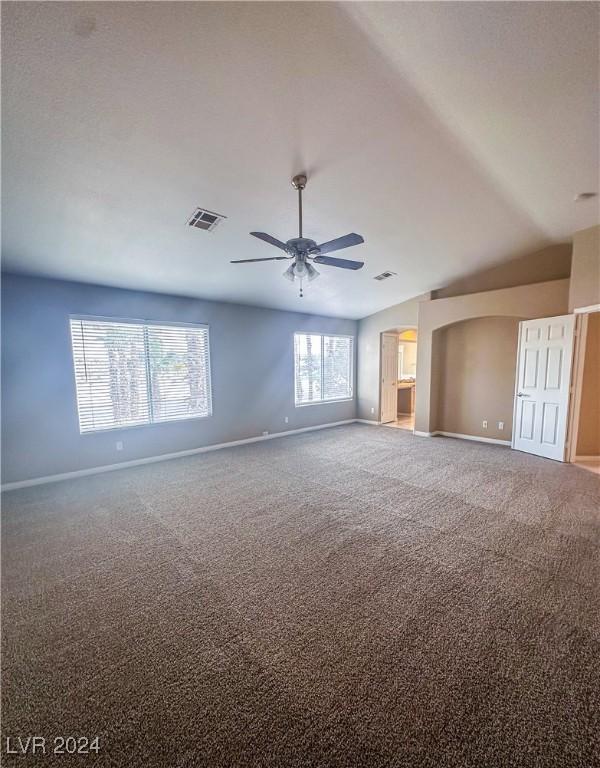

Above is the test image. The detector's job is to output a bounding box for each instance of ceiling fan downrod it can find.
[291,174,307,239]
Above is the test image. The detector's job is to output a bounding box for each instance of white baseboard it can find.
[575,455,600,461]
[355,419,381,425]
[434,431,511,446]
[1,420,355,492]
[413,429,509,445]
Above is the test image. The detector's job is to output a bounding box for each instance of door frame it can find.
[565,304,600,462]
[510,325,522,452]
[378,326,418,424]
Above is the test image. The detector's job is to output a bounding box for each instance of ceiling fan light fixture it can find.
[294,261,307,277]
[283,264,296,282]
[306,263,319,282]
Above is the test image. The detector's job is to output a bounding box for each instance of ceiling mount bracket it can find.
[291,174,307,190]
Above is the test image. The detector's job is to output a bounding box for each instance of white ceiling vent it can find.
[187,208,227,231]
[373,271,397,281]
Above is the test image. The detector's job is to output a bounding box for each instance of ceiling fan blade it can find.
[312,255,364,270]
[316,233,364,255]
[230,257,290,263]
[250,232,289,251]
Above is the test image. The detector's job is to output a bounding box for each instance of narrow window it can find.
[294,332,353,406]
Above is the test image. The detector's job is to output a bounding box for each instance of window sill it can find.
[80,412,212,435]
[294,398,354,408]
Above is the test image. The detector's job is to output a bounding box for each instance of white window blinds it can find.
[294,333,353,406]
[70,318,212,433]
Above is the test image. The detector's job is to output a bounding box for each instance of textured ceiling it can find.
[2,1,598,318]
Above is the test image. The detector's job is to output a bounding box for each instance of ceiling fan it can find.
[231,174,365,297]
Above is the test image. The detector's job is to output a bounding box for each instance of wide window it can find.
[294,333,353,406]
[70,317,212,433]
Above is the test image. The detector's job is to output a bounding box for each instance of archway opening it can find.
[431,316,522,442]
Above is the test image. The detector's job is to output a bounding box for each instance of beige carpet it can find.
[2,424,600,767]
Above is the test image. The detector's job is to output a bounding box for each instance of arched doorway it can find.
[430,316,521,442]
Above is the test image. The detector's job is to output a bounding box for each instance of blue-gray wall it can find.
[1,274,357,483]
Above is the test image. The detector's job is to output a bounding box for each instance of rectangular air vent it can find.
[187,208,226,231]
[374,271,397,281]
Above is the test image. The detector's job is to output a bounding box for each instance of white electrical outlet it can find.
[482,420,488,429]
[498,421,504,430]
[116,441,123,451]
[284,417,289,424]
[262,431,269,436]
[371,407,375,414]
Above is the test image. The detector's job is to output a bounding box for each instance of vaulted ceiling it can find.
[3,2,598,318]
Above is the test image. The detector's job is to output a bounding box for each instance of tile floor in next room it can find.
[383,413,415,431]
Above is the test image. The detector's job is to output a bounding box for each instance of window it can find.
[70,317,212,433]
[294,333,353,406]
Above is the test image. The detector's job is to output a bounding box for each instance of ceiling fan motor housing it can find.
[286,238,319,257]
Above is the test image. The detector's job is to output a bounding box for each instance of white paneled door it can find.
[512,315,575,461]
[380,333,398,423]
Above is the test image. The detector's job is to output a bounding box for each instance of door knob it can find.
[517,392,531,398]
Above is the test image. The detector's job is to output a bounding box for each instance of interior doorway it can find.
[380,328,417,430]
[568,310,600,473]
